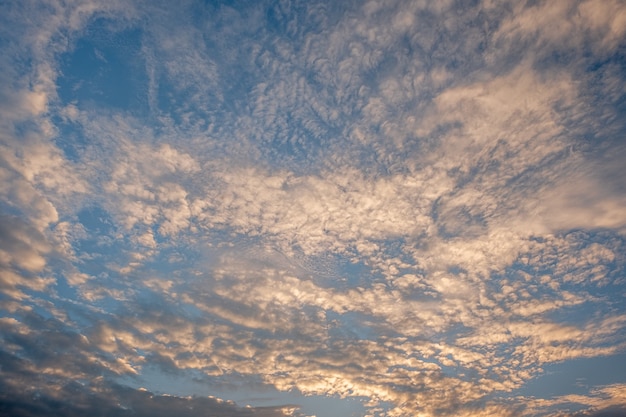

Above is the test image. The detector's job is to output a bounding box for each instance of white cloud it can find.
[494,0,626,55]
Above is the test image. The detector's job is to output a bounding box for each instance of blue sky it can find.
[1,1,626,416]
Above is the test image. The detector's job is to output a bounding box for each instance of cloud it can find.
[0,305,302,417]
[1,0,626,416]
[0,376,301,417]
[493,0,626,56]
[519,383,626,417]
[0,215,55,301]
[536,155,626,234]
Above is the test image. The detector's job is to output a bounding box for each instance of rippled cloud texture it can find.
[2,1,626,416]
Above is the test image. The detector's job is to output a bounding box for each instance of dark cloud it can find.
[0,312,299,417]
[0,378,299,417]
[0,214,49,274]
[574,407,626,417]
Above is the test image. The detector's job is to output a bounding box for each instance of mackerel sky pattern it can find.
[1,1,626,416]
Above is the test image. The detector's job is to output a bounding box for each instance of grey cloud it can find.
[0,309,300,416]
[0,378,300,417]
[581,408,626,417]
[0,215,50,273]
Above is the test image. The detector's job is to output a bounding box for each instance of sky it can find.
[1,0,626,416]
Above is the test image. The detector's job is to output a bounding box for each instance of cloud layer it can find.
[1,0,626,416]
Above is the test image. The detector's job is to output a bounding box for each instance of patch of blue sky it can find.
[57,19,148,115]
[441,322,475,342]
[49,115,86,163]
[141,251,197,278]
[153,70,218,130]
[83,281,134,317]
[71,213,121,280]
[518,353,626,398]
[51,295,108,329]
[262,134,324,173]
[77,205,117,237]
[123,365,369,417]
[176,302,205,320]
[326,310,389,341]
[16,298,57,324]
[306,253,379,290]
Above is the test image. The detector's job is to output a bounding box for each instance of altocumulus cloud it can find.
[1,0,626,416]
